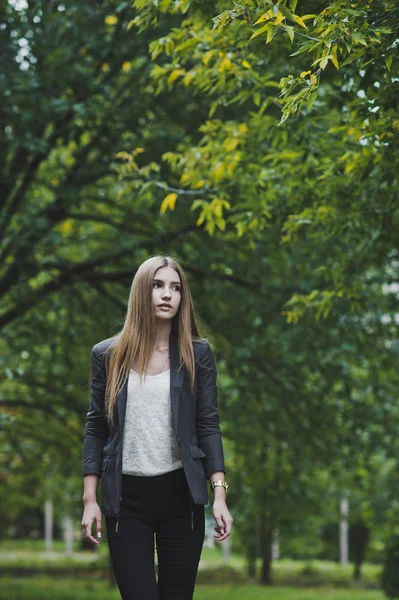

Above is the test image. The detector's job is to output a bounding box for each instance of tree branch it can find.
[0,400,82,442]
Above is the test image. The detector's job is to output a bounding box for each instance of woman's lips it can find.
[158,305,172,310]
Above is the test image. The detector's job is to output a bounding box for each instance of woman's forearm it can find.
[83,474,100,504]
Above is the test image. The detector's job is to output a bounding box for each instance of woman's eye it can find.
[153,283,181,291]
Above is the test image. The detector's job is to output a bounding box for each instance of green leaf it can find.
[307,90,318,111]
[209,100,219,117]
[285,25,294,42]
[385,54,393,72]
[266,23,276,44]
[340,50,365,67]
[289,40,316,57]
[312,55,333,68]
[250,23,270,40]
[353,32,368,46]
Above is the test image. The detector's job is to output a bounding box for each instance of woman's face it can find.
[152,266,181,320]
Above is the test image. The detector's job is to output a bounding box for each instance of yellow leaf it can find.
[345,162,357,174]
[214,164,224,182]
[60,220,73,233]
[183,70,196,86]
[127,17,140,30]
[331,44,339,69]
[285,25,294,42]
[300,70,311,78]
[105,15,118,25]
[242,60,251,69]
[219,57,232,71]
[293,14,307,29]
[160,193,177,214]
[180,173,190,184]
[274,12,284,26]
[202,50,215,66]
[320,57,329,70]
[196,213,205,226]
[167,69,185,84]
[193,180,206,189]
[216,218,226,232]
[212,199,223,217]
[227,161,238,176]
[255,10,273,25]
[122,61,131,73]
[224,139,239,151]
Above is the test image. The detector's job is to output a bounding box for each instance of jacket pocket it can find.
[188,444,206,459]
[102,457,109,472]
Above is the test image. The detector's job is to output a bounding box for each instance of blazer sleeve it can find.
[196,341,226,479]
[82,345,108,478]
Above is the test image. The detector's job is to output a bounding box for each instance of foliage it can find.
[212,0,398,123]
[1,1,399,589]
[130,0,399,320]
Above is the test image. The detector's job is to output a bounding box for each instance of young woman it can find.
[81,255,233,599]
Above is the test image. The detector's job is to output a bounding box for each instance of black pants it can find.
[105,467,205,600]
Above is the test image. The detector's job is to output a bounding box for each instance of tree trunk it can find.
[259,509,273,585]
[44,499,53,553]
[246,543,257,579]
[350,519,370,581]
[223,532,231,563]
[63,514,73,556]
[340,497,349,566]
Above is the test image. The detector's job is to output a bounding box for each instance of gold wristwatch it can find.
[210,480,228,494]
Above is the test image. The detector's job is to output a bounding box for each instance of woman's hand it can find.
[81,500,102,545]
[212,496,233,542]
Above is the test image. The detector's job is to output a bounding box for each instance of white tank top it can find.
[122,368,183,476]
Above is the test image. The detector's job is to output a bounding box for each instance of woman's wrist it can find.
[209,474,228,500]
[212,487,227,500]
[83,494,97,505]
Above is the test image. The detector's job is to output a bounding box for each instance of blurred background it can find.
[1,1,398,599]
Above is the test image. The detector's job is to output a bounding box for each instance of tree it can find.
[130,0,399,321]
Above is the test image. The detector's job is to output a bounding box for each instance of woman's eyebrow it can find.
[153,278,181,284]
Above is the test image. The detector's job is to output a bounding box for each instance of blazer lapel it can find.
[116,329,185,438]
[117,372,128,438]
[169,328,185,436]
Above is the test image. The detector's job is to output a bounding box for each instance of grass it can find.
[0,577,386,600]
[0,539,384,591]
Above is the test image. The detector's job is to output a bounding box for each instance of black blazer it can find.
[82,328,226,518]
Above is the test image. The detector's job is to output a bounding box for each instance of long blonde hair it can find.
[102,255,209,426]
